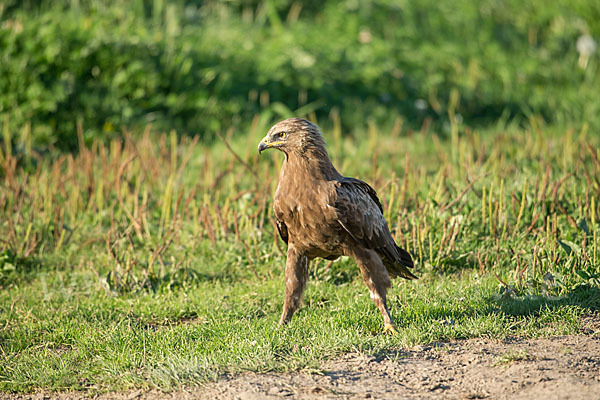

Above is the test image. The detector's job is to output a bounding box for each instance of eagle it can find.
[258,118,416,334]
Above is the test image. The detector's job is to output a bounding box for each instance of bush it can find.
[1,0,599,150]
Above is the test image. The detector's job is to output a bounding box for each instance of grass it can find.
[1,114,599,393]
[495,350,532,366]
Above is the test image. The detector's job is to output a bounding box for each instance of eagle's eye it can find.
[276,131,286,139]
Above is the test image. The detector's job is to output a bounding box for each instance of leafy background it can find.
[1,0,599,150]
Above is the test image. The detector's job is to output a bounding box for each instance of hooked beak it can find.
[258,139,269,155]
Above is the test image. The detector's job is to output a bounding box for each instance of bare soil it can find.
[6,316,600,400]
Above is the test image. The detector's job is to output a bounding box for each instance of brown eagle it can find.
[258,118,416,334]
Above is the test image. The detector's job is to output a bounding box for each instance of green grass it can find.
[1,116,599,392]
[494,350,532,366]
[0,268,592,392]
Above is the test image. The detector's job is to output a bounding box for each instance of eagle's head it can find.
[258,118,326,155]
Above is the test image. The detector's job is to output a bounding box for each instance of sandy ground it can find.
[6,316,600,400]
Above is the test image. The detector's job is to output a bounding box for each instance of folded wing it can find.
[331,177,416,279]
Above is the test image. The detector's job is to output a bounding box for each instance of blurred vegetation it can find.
[1,0,599,150]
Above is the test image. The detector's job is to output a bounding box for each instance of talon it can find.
[383,323,398,335]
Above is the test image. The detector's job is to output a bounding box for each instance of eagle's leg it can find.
[351,249,397,334]
[278,245,309,327]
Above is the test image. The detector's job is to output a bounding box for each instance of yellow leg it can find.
[383,323,398,335]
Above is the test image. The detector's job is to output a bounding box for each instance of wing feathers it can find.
[332,178,416,278]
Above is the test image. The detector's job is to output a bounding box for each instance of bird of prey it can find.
[258,118,416,334]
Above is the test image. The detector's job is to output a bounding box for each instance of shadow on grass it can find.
[366,285,600,362]
[0,249,41,288]
[496,284,600,316]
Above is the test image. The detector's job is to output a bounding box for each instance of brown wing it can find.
[331,178,416,279]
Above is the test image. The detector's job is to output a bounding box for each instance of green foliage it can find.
[1,0,599,150]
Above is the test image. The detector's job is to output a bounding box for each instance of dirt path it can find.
[197,332,600,400]
[7,317,600,400]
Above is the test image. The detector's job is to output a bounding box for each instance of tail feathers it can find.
[383,245,417,280]
[389,263,418,280]
[396,245,414,269]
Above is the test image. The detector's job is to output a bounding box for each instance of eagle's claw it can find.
[383,323,398,335]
